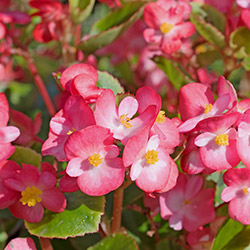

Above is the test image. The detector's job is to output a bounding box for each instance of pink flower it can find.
[241,9,250,30]
[60,63,102,104]
[237,110,250,167]
[159,173,215,232]
[135,86,180,151]
[143,0,195,54]
[194,112,240,170]
[221,168,250,224]
[30,0,70,43]
[123,126,178,193]
[0,93,20,162]
[2,162,66,223]
[94,89,157,145]
[65,125,125,196]
[178,82,230,133]
[5,237,37,250]
[98,0,122,8]
[10,109,42,146]
[42,95,95,161]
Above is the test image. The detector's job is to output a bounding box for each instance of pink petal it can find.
[5,237,37,250]
[9,201,44,223]
[221,186,237,202]
[130,159,144,181]
[179,83,214,121]
[118,96,138,118]
[146,134,160,151]
[59,174,79,193]
[66,157,87,177]
[60,63,98,91]
[37,172,56,190]
[184,175,203,200]
[194,132,216,147]
[210,94,230,115]
[77,158,124,196]
[41,188,66,213]
[0,126,20,143]
[0,21,6,39]
[136,86,161,114]
[0,143,15,162]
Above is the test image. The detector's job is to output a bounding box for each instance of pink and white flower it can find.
[221,168,250,224]
[143,0,195,54]
[94,89,157,145]
[65,125,125,196]
[123,126,178,193]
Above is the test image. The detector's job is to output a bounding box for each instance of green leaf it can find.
[153,56,188,90]
[190,13,226,48]
[221,227,250,250]
[202,4,226,33]
[242,56,250,71]
[87,233,138,250]
[212,218,244,250]
[97,71,124,95]
[77,1,146,54]
[90,2,145,35]
[69,0,95,24]
[25,191,105,238]
[9,146,42,167]
[230,27,250,58]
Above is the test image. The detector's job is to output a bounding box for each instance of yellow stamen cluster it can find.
[204,103,213,114]
[88,153,103,167]
[215,134,229,146]
[243,187,249,195]
[145,150,159,165]
[156,110,166,124]
[67,127,76,135]
[160,22,174,34]
[20,186,43,207]
[184,200,190,206]
[120,114,132,128]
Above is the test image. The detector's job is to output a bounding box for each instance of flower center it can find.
[145,150,159,165]
[67,127,76,135]
[120,114,132,128]
[160,22,174,34]
[156,110,166,124]
[20,186,43,207]
[184,200,190,205]
[215,134,229,146]
[88,153,103,167]
[243,187,249,195]
[204,103,213,114]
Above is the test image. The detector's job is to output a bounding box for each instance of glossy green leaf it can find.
[87,233,138,250]
[69,0,95,24]
[25,191,105,238]
[153,56,188,90]
[212,218,244,250]
[77,2,146,54]
[9,146,42,167]
[202,4,226,33]
[90,2,145,35]
[230,27,250,58]
[221,227,250,250]
[190,13,226,48]
[97,71,124,95]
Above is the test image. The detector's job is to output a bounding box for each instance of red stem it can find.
[39,238,53,250]
[26,57,56,116]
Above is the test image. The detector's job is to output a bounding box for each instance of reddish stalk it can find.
[111,179,132,233]
[39,238,53,250]
[26,57,56,116]
[10,48,56,117]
